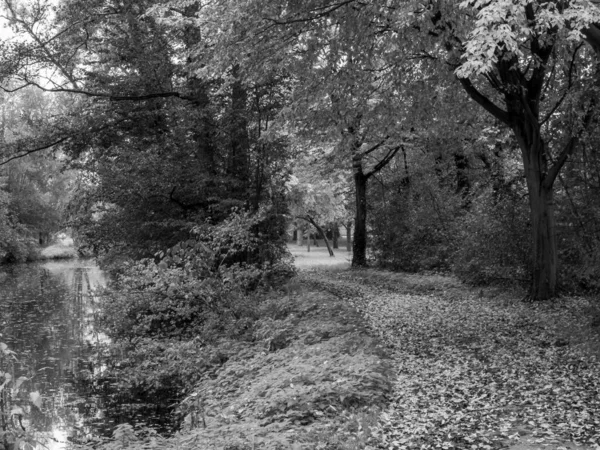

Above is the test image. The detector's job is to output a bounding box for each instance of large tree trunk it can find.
[516,126,558,300]
[346,221,352,252]
[527,182,557,300]
[353,165,368,267]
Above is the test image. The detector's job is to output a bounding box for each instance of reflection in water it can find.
[0,259,106,449]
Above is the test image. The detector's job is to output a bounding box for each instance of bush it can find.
[0,233,39,263]
[370,175,459,272]
[453,188,531,286]
[100,208,294,341]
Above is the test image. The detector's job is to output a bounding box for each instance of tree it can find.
[0,0,292,261]
[286,154,348,257]
[442,0,600,299]
[176,0,418,266]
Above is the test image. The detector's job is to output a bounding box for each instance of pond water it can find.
[0,259,109,449]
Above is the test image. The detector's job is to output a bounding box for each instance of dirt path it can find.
[290,248,600,450]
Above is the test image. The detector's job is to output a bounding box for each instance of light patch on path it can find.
[40,243,77,259]
[287,242,351,270]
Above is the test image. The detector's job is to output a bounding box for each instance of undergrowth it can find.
[96,280,394,450]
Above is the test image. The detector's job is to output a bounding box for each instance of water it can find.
[0,259,107,449]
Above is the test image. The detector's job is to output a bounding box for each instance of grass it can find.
[39,241,78,260]
[287,242,351,271]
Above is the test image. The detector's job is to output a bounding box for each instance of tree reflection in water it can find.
[0,260,108,449]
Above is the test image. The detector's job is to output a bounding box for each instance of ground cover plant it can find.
[93,278,394,450]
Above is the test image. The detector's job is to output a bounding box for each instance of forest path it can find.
[290,248,600,450]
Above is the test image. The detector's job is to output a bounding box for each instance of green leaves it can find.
[456,0,600,78]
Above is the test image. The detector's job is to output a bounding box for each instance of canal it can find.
[0,259,108,449]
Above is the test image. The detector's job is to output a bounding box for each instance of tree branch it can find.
[544,105,595,188]
[544,137,577,188]
[295,214,334,256]
[361,136,389,157]
[458,77,511,125]
[540,43,582,126]
[0,81,193,102]
[0,137,69,166]
[264,0,357,26]
[365,145,401,179]
[3,0,80,88]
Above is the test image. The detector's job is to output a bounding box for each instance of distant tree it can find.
[287,154,348,256]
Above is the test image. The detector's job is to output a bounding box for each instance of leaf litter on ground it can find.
[305,269,600,450]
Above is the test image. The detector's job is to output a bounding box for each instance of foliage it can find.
[0,87,75,262]
[92,279,393,450]
[456,0,600,79]
[0,340,47,450]
[370,170,460,272]
[453,188,531,286]
[99,207,293,341]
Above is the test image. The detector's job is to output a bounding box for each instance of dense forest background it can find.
[2,0,600,299]
[2,1,600,447]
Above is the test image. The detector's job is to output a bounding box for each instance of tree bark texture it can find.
[353,156,368,267]
[332,222,339,249]
[346,221,352,252]
[515,126,558,300]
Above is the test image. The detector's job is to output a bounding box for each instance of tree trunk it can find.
[309,219,334,257]
[297,223,303,246]
[346,221,352,252]
[515,125,558,300]
[522,153,558,300]
[353,164,368,267]
[528,184,557,300]
[332,222,339,249]
[297,216,335,257]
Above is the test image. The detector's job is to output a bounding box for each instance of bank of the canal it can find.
[38,237,78,261]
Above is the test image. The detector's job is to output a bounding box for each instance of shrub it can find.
[453,188,530,286]
[370,175,460,272]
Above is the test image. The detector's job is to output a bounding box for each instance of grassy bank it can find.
[39,242,78,260]
[98,276,394,450]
